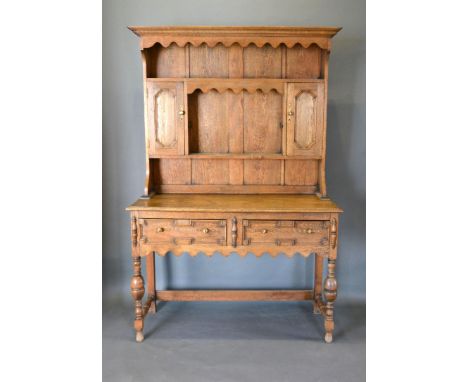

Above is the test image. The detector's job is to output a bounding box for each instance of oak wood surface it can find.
[127,194,342,213]
[156,290,314,301]
[128,26,342,343]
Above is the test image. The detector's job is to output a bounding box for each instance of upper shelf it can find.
[128,26,342,51]
[146,78,324,94]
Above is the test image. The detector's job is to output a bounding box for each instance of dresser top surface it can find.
[129,26,341,34]
[127,194,342,213]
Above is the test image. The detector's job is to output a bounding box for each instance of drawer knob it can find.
[306,228,313,234]
[203,228,210,234]
[261,229,268,234]
[157,227,164,233]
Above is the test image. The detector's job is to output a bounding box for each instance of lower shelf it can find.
[155,289,314,301]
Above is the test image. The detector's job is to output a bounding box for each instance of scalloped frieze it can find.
[186,80,285,95]
[141,38,330,50]
[139,244,329,258]
[188,87,282,95]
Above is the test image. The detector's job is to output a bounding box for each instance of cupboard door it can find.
[286,82,325,156]
[147,82,185,155]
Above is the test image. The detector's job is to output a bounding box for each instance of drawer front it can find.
[242,220,329,247]
[139,219,227,245]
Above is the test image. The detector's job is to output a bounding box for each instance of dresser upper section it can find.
[129,26,341,197]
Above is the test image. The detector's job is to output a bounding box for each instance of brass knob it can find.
[157,227,164,233]
[178,110,185,115]
[262,229,268,234]
[203,228,209,234]
[287,110,294,116]
[306,228,313,234]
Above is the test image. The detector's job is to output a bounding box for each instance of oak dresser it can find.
[126,26,343,343]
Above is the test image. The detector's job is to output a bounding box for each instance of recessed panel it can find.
[294,91,317,149]
[154,89,177,147]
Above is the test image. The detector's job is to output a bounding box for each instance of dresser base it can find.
[127,194,342,344]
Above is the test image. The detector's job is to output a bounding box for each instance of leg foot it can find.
[313,302,321,314]
[323,258,337,344]
[136,331,144,343]
[131,256,145,343]
[149,300,157,314]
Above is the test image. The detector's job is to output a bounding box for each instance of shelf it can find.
[150,153,322,160]
[146,78,325,82]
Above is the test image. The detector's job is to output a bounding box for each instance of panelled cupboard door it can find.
[147,82,185,155]
[286,82,325,157]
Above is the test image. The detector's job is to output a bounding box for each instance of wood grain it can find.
[243,43,282,78]
[128,26,342,343]
[244,160,282,184]
[153,158,191,185]
[146,43,186,78]
[156,290,314,301]
[127,194,342,213]
[243,91,282,153]
[191,159,229,185]
[189,43,228,77]
[286,44,322,79]
[285,159,319,185]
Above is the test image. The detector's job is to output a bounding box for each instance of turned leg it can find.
[146,252,156,313]
[323,258,337,343]
[130,256,145,342]
[313,254,323,314]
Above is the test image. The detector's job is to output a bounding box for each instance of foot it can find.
[313,303,321,314]
[136,331,144,343]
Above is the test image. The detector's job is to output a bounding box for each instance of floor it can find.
[103,300,365,382]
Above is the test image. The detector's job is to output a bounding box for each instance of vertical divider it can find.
[282,82,288,155]
[281,45,286,79]
[280,160,285,185]
[185,45,190,78]
[183,81,189,155]
[318,51,329,196]
[228,44,244,186]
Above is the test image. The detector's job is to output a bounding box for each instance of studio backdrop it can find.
[103,0,365,303]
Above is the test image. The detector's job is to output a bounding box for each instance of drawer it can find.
[242,220,329,246]
[139,219,227,245]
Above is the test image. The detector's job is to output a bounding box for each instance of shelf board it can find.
[146,77,324,83]
[150,153,322,160]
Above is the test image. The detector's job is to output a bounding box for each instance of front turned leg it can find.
[323,258,337,343]
[130,256,145,342]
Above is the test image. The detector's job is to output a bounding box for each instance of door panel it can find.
[286,82,325,156]
[147,82,185,155]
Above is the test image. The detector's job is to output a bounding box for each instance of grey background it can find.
[103,0,365,304]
